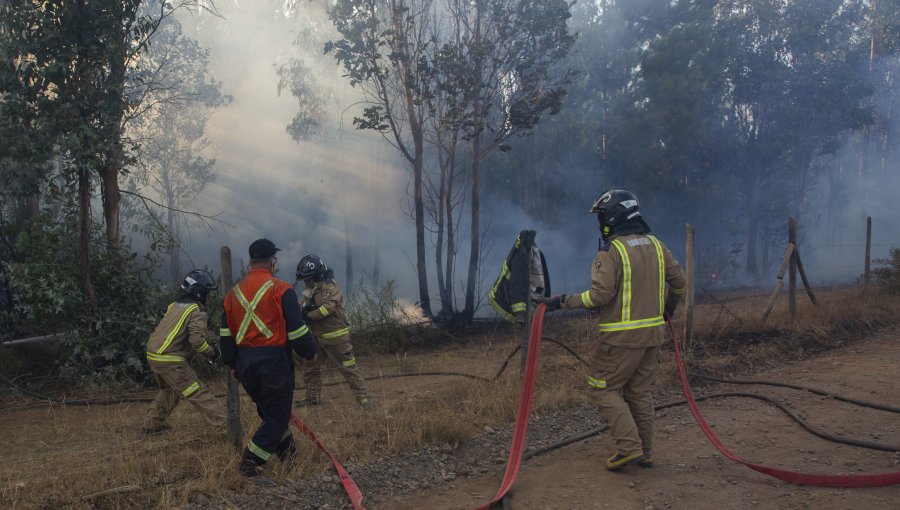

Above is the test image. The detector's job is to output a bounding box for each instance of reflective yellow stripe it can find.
[321,327,349,339]
[670,286,686,295]
[248,440,271,461]
[288,324,310,340]
[157,303,199,355]
[181,381,200,398]
[341,356,357,367]
[502,261,511,280]
[511,302,526,313]
[195,341,211,353]
[318,305,330,317]
[234,280,275,344]
[588,376,606,389]
[580,290,595,308]
[146,352,185,362]
[489,294,517,323]
[219,327,232,337]
[648,236,666,315]
[598,316,665,332]
[611,240,631,322]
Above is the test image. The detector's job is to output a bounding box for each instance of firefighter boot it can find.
[606,452,646,471]
[276,434,298,467]
[239,448,276,487]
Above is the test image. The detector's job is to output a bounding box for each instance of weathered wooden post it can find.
[864,216,872,295]
[761,243,795,323]
[788,217,797,318]
[220,246,243,450]
[684,223,695,350]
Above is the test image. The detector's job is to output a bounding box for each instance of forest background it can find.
[1,0,898,382]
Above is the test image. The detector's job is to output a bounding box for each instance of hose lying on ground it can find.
[696,374,900,414]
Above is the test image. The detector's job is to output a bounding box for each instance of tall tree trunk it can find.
[435,151,448,317]
[391,0,431,317]
[464,132,481,319]
[745,171,761,276]
[345,214,354,294]
[78,168,96,303]
[444,148,457,314]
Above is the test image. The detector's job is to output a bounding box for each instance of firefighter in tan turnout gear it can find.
[537,189,685,471]
[142,269,226,435]
[294,254,371,407]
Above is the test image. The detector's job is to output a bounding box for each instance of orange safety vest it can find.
[223,268,293,348]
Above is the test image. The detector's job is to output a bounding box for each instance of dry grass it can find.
[1,286,898,508]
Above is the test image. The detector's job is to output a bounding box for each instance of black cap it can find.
[249,238,280,260]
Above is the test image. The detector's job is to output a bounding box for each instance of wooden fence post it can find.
[220,246,243,450]
[684,223,695,349]
[788,216,797,318]
[864,216,872,295]
[761,243,795,323]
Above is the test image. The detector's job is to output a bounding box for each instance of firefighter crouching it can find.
[142,270,226,435]
[294,254,371,407]
[220,239,318,485]
[536,189,686,472]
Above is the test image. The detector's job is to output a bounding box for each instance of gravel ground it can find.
[191,404,607,509]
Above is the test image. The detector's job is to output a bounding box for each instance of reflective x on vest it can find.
[234,280,275,344]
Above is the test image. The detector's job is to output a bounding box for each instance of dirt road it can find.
[388,330,900,510]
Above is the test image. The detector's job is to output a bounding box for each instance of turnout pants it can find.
[236,346,297,471]
[143,360,226,430]
[587,343,659,457]
[302,337,369,401]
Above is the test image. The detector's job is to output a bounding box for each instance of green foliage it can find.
[6,209,167,384]
[872,248,900,294]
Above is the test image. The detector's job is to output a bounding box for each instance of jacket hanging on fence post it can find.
[489,230,551,325]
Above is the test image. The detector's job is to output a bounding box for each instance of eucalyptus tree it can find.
[127,14,230,283]
[438,0,575,320]
[326,0,438,317]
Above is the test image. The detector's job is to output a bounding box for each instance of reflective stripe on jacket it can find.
[223,268,295,348]
[302,278,350,343]
[563,233,685,348]
[145,300,213,362]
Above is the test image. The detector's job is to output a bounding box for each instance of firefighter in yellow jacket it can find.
[293,254,371,407]
[537,189,685,471]
[142,269,226,434]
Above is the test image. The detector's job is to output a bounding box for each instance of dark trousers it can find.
[236,346,295,465]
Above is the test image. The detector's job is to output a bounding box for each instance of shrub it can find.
[346,280,443,353]
[872,247,900,294]
[6,209,168,384]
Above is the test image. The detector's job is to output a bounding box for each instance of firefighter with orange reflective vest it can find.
[142,269,226,435]
[293,254,371,407]
[536,190,686,472]
[220,239,317,485]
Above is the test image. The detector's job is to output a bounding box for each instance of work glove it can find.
[534,295,564,311]
[664,300,679,320]
[207,343,223,364]
[302,302,317,319]
[513,312,526,326]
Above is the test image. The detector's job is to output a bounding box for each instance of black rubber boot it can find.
[276,435,298,465]
[239,448,276,486]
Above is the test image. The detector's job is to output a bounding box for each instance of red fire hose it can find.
[290,413,366,510]
[667,318,900,488]
[473,303,548,510]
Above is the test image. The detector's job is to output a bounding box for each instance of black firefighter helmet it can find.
[589,189,643,240]
[181,269,218,303]
[296,254,328,282]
